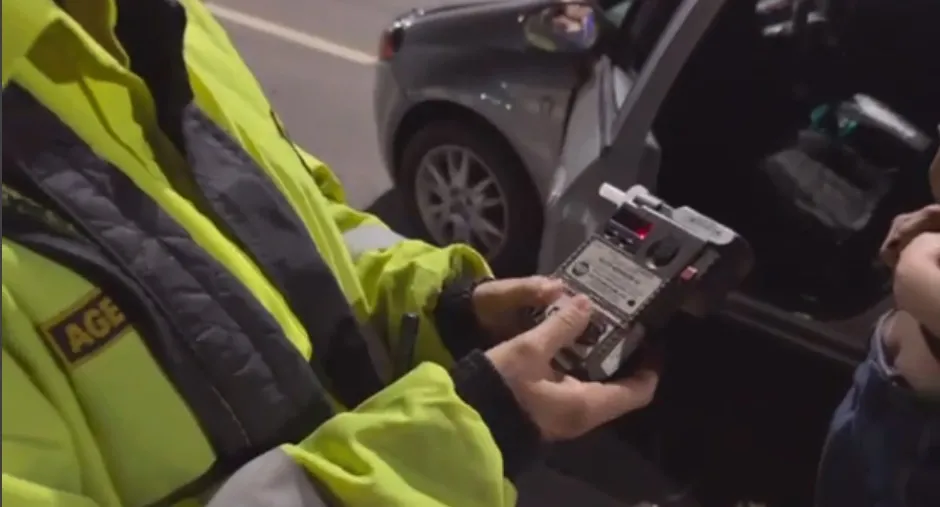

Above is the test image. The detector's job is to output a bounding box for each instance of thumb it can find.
[523,294,593,356]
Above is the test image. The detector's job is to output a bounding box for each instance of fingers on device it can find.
[540,184,754,381]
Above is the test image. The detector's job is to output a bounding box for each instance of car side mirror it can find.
[522,1,603,53]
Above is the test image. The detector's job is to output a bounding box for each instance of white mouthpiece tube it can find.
[598,183,628,207]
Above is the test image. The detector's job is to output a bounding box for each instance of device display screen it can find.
[612,207,653,238]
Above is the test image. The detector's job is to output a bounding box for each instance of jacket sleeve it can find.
[297,146,495,368]
[3,343,533,507]
[211,359,532,507]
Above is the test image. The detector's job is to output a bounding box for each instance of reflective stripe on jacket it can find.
[1,0,511,506]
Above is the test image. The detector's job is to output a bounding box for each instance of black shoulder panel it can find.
[2,85,335,465]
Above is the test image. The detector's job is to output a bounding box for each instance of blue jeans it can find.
[816,316,940,507]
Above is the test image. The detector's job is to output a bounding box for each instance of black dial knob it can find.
[647,237,680,267]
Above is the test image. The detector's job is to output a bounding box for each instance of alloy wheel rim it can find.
[414,145,509,258]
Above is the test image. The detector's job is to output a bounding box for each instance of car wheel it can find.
[398,120,543,276]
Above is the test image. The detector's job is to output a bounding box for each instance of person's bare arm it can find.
[894,232,940,335]
[886,311,940,394]
[889,232,940,394]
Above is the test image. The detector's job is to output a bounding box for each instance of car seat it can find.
[751,95,934,316]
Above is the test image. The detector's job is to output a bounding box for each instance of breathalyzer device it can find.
[537,184,754,381]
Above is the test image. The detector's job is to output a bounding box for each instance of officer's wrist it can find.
[449,350,542,479]
[434,277,493,359]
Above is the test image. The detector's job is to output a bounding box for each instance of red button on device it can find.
[680,266,698,281]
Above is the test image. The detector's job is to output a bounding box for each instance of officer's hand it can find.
[881,204,940,268]
[472,276,565,340]
[485,294,660,441]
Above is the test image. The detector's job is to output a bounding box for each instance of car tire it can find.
[398,120,543,276]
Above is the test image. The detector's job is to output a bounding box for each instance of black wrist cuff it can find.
[434,277,493,360]
[450,350,542,479]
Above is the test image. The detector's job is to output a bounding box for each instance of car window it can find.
[601,0,636,26]
[599,0,683,114]
[608,0,684,72]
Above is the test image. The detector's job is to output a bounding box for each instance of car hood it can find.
[400,0,549,49]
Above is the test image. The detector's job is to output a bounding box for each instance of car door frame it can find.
[538,0,729,269]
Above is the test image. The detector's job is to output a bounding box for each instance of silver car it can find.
[373,0,933,368]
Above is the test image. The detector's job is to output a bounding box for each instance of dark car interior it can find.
[574,0,940,505]
[648,0,937,320]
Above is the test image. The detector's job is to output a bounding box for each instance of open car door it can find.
[537,0,911,366]
[538,0,727,269]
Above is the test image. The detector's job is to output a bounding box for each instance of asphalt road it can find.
[206,0,471,215]
[206,0,383,209]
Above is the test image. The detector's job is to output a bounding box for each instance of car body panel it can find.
[379,1,585,201]
[373,61,408,171]
[540,57,662,270]
[397,52,581,201]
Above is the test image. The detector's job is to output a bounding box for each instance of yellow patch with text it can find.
[41,290,131,367]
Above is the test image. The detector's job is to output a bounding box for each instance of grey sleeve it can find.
[206,448,337,507]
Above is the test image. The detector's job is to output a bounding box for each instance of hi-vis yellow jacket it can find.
[0,0,516,506]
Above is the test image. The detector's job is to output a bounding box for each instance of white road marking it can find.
[206,3,377,65]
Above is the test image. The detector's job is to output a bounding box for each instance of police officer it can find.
[1,1,659,506]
